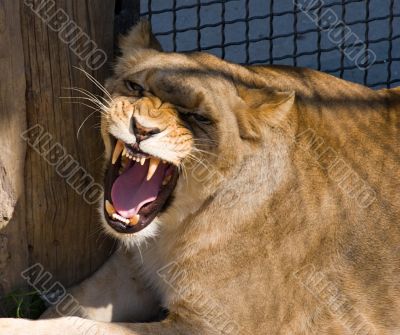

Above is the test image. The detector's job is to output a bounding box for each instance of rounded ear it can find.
[234,87,296,141]
[119,19,162,54]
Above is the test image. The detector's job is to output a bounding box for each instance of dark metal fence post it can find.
[114,0,141,57]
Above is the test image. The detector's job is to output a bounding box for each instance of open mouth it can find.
[104,137,179,234]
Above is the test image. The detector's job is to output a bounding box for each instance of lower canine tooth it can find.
[121,156,129,168]
[105,200,116,216]
[162,175,172,186]
[128,215,140,226]
[112,140,124,164]
[147,157,160,181]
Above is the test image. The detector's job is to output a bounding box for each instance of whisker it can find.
[62,86,110,107]
[73,66,113,100]
[61,88,109,109]
[191,148,218,157]
[178,162,189,186]
[135,241,144,264]
[88,224,107,240]
[76,111,98,139]
[60,94,105,110]
[60,99,106,115]
[184,153,214,175]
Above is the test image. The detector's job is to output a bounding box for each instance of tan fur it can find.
[2,20,399,335]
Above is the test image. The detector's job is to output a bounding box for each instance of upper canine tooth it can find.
[105,200,116,216]
[122,147,127,157]
[112,140,124,164]
[140,157,146,165]
[147,157,160,181]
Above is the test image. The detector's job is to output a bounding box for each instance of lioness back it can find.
[247,65,400,333]
[97,22,400,334]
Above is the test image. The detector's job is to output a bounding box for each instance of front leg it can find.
[0,315,208,335]
[0,317,100,335]
[41,248,160,322]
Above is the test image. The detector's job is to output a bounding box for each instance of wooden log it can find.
[18,0,116,288]
[0,0,29,297]
[0,0,140,304]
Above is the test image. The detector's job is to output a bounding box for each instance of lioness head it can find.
[100,20,295,239]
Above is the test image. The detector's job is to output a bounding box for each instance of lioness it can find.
[1,21,399,335]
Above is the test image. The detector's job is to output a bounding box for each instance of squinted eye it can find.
[124,80,144,93]
[190,113,211,125]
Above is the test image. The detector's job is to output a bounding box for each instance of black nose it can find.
[130,117,161,142]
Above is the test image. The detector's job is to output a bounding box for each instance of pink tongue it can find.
[111,160,167,218]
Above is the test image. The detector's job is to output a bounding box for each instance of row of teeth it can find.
[106,200,140,226]
[112,140,161,181]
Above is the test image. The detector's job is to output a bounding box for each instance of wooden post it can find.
[0,0,140,303]
[0,0,29,297]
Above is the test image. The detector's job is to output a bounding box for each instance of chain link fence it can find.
[139,0,400,89]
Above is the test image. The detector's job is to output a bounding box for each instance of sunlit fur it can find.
[95,20,400,333]
[14,20,399,334]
